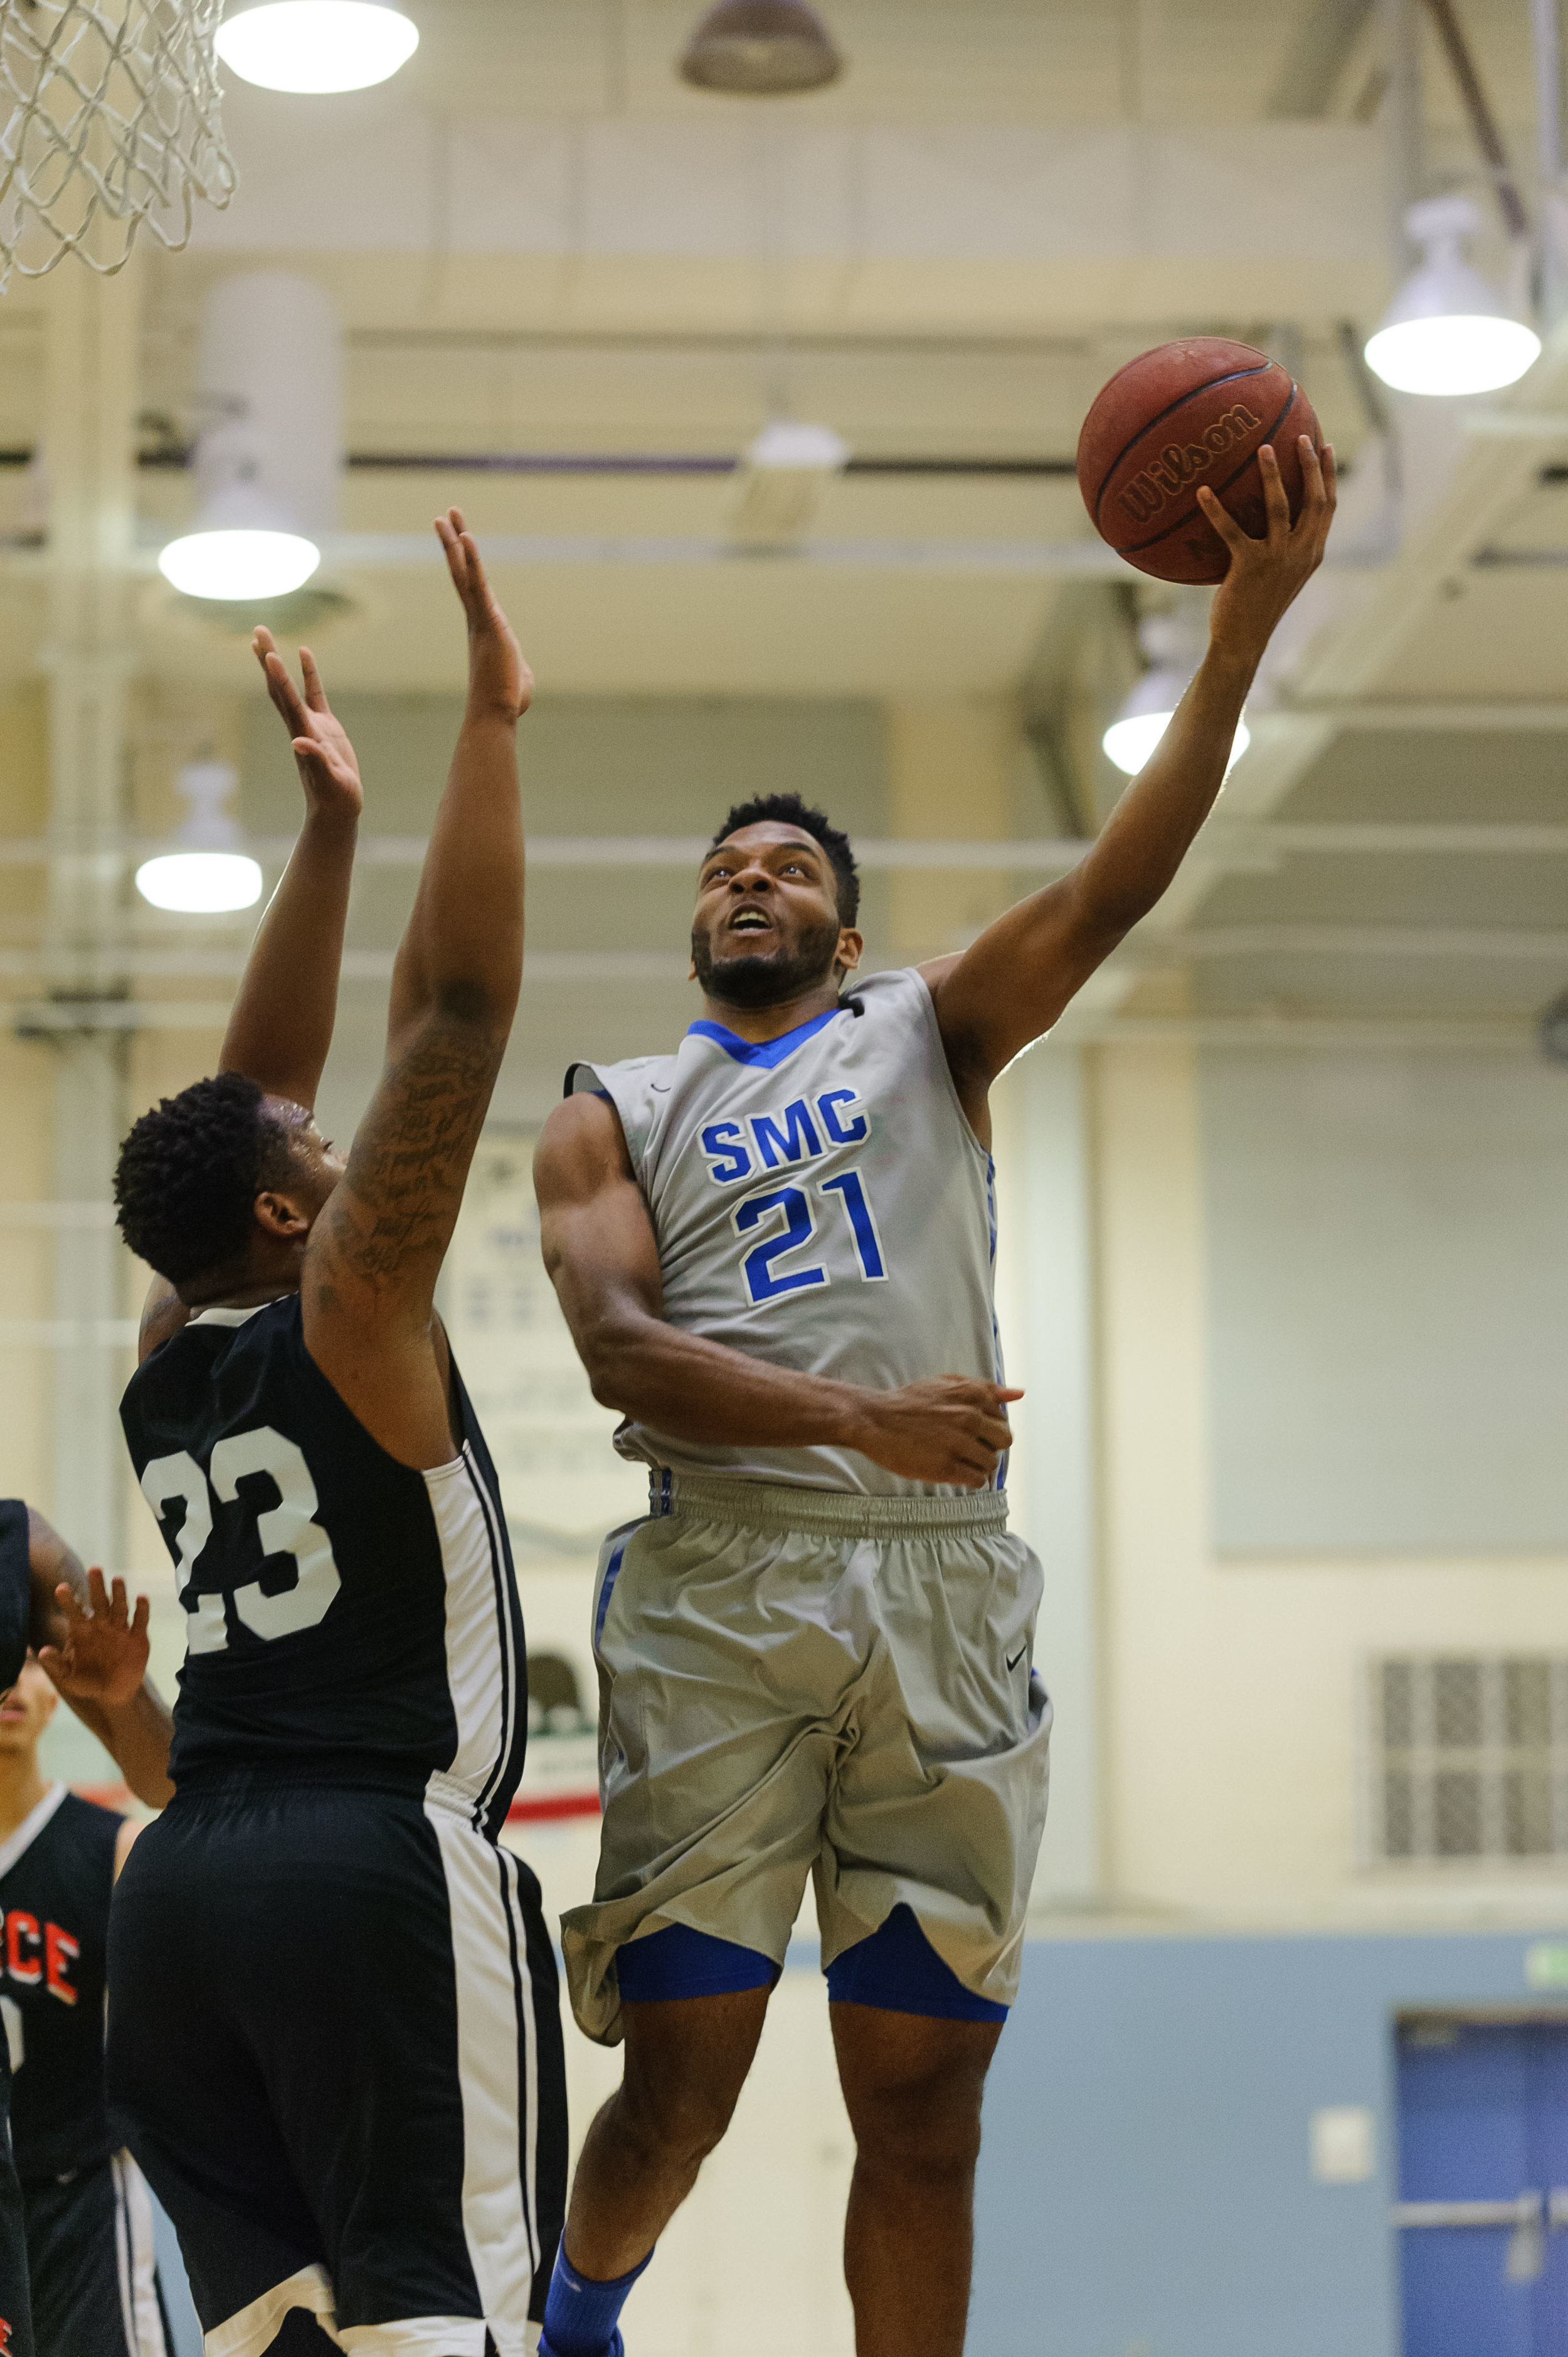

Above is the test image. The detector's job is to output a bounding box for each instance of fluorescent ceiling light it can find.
[1364,314,1540,398]
[135,759,263,914]
[1364,195,1540,398]
[215,0,418,93]
[1103,708,1250,777]
[135,852,263,913]
[159,528,321,600]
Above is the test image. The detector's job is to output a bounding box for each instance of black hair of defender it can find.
[114,1070,297,1287]
[710,791,860,927]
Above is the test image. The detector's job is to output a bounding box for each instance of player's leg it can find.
[107,1809,339,2351]
[548,1503,842,2355]
[817,1516,1050,2354]
[253,1790,568,2355]
[829,1934,1004,2357]
[558,1982,772,2285]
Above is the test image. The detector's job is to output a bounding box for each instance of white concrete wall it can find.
[1092,1038,1568,1927]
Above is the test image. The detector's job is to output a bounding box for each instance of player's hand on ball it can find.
[37,1567,151,1709]
[435,508,533,724]
[1198,434,1336,664]
[253,629,364,825]
[853,1376,1022,1489]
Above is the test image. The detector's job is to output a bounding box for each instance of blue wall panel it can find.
[970,1927,1568,2357]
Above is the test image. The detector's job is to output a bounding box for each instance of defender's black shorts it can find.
[23,2153,168,2357]
[105,1782,567,2357]
[0,2124,33,2357]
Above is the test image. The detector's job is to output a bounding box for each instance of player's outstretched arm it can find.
[536,1093,1020,1489]
[927,436,1336,1124]
[218,631,364,1108]
[303,511,531,1469]
[135,633,366,1358]
[28,1518,174,1809]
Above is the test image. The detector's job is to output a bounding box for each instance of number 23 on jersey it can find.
[140,1426,341,1656]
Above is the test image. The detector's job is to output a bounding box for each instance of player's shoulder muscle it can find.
[534,1088,634,1209]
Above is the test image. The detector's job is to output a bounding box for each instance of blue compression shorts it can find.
[615,1904,1007,2024]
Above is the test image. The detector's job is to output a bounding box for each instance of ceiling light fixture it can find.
[1364,194,1541,396]
[679,0,842,94]
[160,272,340,605]
[727,417,849,544]
[159,527,320,600]
[135,761,263,915]
[215,0,418,94]
[1101,617,1250,778]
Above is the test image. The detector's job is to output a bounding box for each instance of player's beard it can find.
[691,909,843,1009]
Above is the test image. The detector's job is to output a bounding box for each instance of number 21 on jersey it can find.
[733,1165,887,1306]
[139,1426,342,1656]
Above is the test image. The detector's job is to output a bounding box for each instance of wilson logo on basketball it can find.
[1115,403,1262,524]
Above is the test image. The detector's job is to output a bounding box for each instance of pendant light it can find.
[679,1,842,95]
[216,0,419,95]
[1364,196,1540,397]
[160,273,340,604]
[135,763,262,915]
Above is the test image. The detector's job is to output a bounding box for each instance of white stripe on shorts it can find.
[423,1793,539,2357]
[206,2264,341,2357]
[338,2324,541,2356]
[111,2152,169,2357]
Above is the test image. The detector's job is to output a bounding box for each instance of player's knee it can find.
[618,2060,743,2168]
[848,2063,986,2186]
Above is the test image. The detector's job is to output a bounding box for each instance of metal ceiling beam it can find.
[2,824,1564,876]
[1268,0,1377,118]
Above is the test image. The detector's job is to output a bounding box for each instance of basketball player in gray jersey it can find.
[534,440,1335,2357]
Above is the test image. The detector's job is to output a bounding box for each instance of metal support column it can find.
[40,260,139,1567]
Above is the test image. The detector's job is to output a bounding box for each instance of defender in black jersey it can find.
[102,516,566,2357]
[0,1501,177,2357]
[0,1660,169,2357]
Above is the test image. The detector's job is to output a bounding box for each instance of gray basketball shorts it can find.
[560,1473,1052,2046]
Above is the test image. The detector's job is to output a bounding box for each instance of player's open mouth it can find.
[728,912,773,935]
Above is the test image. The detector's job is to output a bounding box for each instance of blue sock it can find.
[540,2243,654,2357]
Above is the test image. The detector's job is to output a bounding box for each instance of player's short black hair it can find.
[114,1071,298,1286]
[710,791,860,927]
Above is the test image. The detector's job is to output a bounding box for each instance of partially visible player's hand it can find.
[253,629,364,826]
[436,508,533,725]
[37,1568,151,1710]
[1199,434,1336,667]
[850,1376,1022,1489]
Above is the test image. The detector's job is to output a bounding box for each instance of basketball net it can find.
[0,0,235,285]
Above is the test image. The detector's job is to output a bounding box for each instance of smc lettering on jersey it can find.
[138,1423,342,1658]
[699,1088,867,1185]
[0,1913,77,2003]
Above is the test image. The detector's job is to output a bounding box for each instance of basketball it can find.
[1076,338,1322,585]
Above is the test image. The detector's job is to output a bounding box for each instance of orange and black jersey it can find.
[0,1786,120,2183]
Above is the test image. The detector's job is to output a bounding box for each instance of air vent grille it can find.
[1371,1657,1568,1863]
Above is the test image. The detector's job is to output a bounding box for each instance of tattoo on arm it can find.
[315,1015,501,1294]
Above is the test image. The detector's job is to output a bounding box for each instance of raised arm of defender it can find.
[536,1092,1019,1489]
[29,1513,174,1808]
[135,627,366,1361]
[302,512,531,1469]
[926,436,1336,1125]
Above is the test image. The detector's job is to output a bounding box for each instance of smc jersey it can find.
[0,1785,119,2182]
[120,1297,526,1833]
[570,964,1004,1495]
